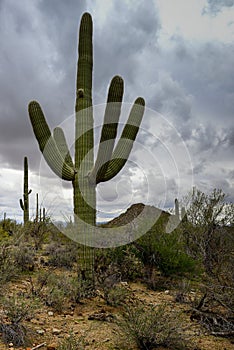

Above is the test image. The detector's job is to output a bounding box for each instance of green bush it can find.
[13,244,35,272]
[46,242,77,269]
[117,303,189,350]
[104,284,130,306]
[0,243,18,288]
[95,245,143,282]
[46,287,66,313]
[135,227,199,277]
[154,232,198,276]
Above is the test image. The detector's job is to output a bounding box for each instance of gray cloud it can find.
[91,0,160,103]
[203,0,234,15]
[0,0,233,221]
[0,0,86,170]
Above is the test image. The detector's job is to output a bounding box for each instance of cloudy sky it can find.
[0,0,233,223]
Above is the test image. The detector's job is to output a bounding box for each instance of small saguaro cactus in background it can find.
[2,212,6,230]
[35,193,46,223]
[28,13,145,283]
[35,193,39,223]
[175,198,180,221]
[181,206,187,222]
[19,157,32,224]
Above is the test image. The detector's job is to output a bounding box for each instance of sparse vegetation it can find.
[57,332,85,350]
[117,303,189,349]
[0,188,233,349]
[0,294,36,346]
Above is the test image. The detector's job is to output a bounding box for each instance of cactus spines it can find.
[28,13,145,282]
[19,157,32,224]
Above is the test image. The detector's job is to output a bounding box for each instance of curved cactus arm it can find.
[97,97,145,183]
[19,198,24,210]
[89,75,124,184]
[53,127,74,168]
[28,101,75,181]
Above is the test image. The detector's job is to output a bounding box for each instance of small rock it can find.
[8,343,14,347]
[120,281,129,287]
[52,328,62,335]
[37,329,45,335]
[164,290,170,294]
[48,311,54,316]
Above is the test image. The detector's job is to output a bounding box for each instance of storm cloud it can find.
[0,0,233,221]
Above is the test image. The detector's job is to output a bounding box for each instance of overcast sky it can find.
[0,0,233,223]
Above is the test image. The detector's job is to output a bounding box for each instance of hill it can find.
[103,202,171,228]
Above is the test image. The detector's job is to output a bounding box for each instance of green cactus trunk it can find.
[28,13,145,287]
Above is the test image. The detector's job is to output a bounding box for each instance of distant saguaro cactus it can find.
[181,206,187,222]
[28,13,145,281]
[35,193,39,223]
[19,157,32,224]
[175,198,179,221]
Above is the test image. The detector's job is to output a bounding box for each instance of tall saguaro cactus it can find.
[19,156,32,224]
[28,13,145,280]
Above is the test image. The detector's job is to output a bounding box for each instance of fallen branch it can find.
[31,343,46,350]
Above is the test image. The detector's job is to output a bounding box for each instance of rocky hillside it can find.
[104,202,171,228]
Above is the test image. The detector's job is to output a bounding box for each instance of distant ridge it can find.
[103,203,170,228]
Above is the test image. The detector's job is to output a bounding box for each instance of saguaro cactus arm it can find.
[19,198,25,211]
[28,101,75,181]
[88,76,124,184]
[95,97,145,184]
[53,127,74,169]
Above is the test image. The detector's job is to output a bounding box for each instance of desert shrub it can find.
[60,276,91,303]
[0,294,36,346]
[154,232,198,276]
[0,217,16,237]
[0,295,35,323]
[191,278,234,337]
[0,227,10,242]
[95,245,143,282]
[0,322,30,347]
[114,246,144,281]
[117,303,189,350]
[180,188,234,277]
[13,244,35,272]
[0,243,18,287]
[135,227,199,277]
[40,273,90,310]
[46,242,78,269]
[28,221,49,250]
[57,332,85,350]
[104,284,130,306]
[46,286,66,313]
